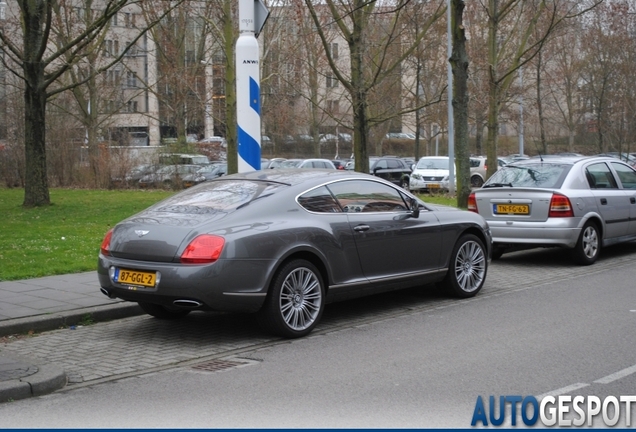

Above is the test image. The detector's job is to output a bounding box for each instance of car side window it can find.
[375,160,388,170]
[610,162,636,189]
[327,180,408,213]
[297,186,342,213]
[387,159,400,169]
[586,163,618,189]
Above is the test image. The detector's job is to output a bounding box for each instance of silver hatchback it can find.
[468,155,636,265]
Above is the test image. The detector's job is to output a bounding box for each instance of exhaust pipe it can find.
[173,299,203,308]
[100,288,116,298]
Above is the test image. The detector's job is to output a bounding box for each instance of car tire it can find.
[471,175,484,188]
[572,221,600,265]
[442,234,487,298]
[400,177,410,191]
[257,259,325,338]
[138,302,191,319]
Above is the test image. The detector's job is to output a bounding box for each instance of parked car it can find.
[469,157,488,188]
[198,136,227,148]
[98,169,491,338]
[468,155,636,264]
[410,156,455,193]
[280,158,337,169]
[181,163,227,188]
[368,156,412,189]
[138,164,202,188]
[597,152,636,168]
[112,164,159,187]
[262,158,287,169]
[385,132,413,140]
[158,153,210,166]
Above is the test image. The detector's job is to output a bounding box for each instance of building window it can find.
[330,43,339,59]
[114,40,119,57]
[103,40,113,57]
[127,100,138,113]
[111,13,118,26]
[126,72,137,88]
[124,13,135,28]
[327,100,339,114]
[326,74,338,88]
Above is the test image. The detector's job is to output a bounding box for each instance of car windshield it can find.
[484,163,572,188]
[416,159,449,170]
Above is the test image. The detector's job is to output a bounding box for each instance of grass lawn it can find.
[0,187,458,281]
[0,188,174,281]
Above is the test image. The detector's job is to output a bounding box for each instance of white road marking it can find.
[594,364,636,384]
[536,383,590,399]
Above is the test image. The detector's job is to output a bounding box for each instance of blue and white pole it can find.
[236,0,261,172]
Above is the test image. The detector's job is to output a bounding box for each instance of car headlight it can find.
[412,174,422,180]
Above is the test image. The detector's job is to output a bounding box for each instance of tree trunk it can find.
[223,0,238,174]
[450,0,470,208]
[22,0,50,207]
[536,50,547,154]
[485,0,499,179]
[351,3,370,174]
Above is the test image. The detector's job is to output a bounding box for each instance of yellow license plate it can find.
[494,204,529,215]
[115,268,156,287]
[428,183,440,189]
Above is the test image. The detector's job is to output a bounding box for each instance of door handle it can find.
[353,225,370,232]
[631,197,636,204]
[600,198,607,205]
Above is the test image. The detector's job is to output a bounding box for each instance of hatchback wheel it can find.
[400,177,410,191]
[471,175,484,188]
[443,234,487,298]
[257,259,325,338]
[572,221,600,265]
[138,302,191,319]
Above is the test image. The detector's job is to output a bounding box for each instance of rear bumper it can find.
[97,254,271,313]
[488,218,582,248]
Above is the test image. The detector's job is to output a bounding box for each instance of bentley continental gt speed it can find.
[99,169,491,338]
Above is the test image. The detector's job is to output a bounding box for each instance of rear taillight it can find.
[100,229,113,256]
[180,235,225,264]
[467,193,478,213]
[548,193,574,217]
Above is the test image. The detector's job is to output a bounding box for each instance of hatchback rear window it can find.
[152,180,286,213]
[485,163,572,188]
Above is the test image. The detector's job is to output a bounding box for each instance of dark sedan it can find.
[99,169,491,338]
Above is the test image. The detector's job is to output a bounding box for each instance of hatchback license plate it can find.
[428,183,440,189]
[114,268,156,287]
[494,204,529,215]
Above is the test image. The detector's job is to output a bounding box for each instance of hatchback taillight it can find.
[100,229,113,256]
[548,193,574,217]
[467,193,478,213]
[180,235,225,264]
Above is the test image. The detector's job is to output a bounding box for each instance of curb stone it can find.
[0,353,67,403]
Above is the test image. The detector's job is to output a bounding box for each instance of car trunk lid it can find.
[473,188,556,222]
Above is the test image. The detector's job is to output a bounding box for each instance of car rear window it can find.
[485,163,572,188]
[153,180,286,213]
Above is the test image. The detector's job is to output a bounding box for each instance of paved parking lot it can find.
[1,244,635,388]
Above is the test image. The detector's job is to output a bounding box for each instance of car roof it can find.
[214,168,400,188]
[509,155,604,165]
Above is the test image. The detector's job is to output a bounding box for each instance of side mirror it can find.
[409,198,420,218]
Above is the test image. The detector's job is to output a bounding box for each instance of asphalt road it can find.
[0,244,635,427]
